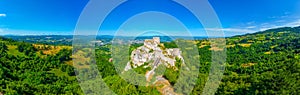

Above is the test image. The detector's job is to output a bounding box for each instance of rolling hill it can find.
[0,26,299,94]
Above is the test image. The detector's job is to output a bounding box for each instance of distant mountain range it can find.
[1,26,299,45]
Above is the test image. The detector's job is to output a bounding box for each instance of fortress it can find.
[123,37,184,95]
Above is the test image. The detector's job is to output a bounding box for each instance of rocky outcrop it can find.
[123,37,184,95]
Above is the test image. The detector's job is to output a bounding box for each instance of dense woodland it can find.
[0,26,299,94]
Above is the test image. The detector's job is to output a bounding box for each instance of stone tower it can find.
[153,37,160,44]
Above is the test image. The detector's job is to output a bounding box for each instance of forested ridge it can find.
[0,26,299,94]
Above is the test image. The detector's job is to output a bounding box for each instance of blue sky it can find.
[0,0,299,36]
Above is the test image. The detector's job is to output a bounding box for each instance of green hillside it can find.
[0,26,299,95]
[0,37,81,95]
[216,27,300,94]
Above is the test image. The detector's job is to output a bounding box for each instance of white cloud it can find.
[246,26,257,29]
[275,20,286,23]
[246,21,255,25]
[203,17,300,36]
[0,14,6,17]
[250,18,300,31]
[0,28,9,33]
[269,14,289,19]
[0,29,4,32]
[284,19,300,27]
[206,28,256,33]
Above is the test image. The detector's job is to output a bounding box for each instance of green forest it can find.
[0,26,299,94]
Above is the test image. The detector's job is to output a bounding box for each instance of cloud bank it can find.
[0,14,6,17]
[206,28,256,33]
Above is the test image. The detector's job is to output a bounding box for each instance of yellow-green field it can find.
[7,45,25,56]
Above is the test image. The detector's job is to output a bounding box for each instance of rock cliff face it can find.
[123,37,184,95]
